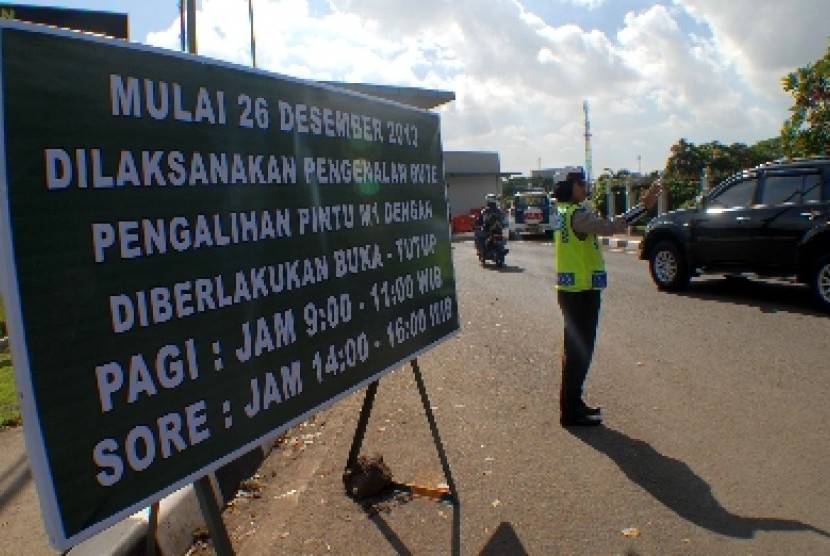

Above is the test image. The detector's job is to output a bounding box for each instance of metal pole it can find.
[193,476,234,555]
[607,186,612,219]
[248,0,256,67]
[145,501,159,556]
[345,380,379,470]
[179,1,186,52]
[186,0,197,54]
[608,175,616,219]
[411,359,458,502]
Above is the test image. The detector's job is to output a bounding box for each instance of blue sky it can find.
[3,0,827,177]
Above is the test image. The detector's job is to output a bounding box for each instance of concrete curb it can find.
[66,479,223,556]
[452,233,642,252]
[67,445,270,556]
[600,236,641,250]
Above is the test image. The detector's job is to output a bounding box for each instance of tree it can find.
[666,138,705,176]
[589,168,655,217]
[660,137,787,210]
[781,41,830,157]
[751,137,784,162]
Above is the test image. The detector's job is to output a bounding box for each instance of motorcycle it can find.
[476,223,509,268]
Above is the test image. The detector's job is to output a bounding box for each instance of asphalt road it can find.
[182,236,830,555]
[5,236,830,555]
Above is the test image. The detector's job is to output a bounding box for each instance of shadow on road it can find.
[568,426,830,540]
[480,264,525,274]
[357,491,461,556]
[0,453,32,513]
[479,521,529,555]
[365,501,414,556]
[673,277,824,317]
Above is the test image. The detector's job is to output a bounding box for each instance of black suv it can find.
[639,157,830,312]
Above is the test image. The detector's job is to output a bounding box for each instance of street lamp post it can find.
[248,0,256,67]
[186,0,197,54]
[179,1,185,52]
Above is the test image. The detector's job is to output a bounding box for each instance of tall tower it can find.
[583,100,593,184]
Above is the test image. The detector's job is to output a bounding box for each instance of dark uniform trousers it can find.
[556,289,601,416]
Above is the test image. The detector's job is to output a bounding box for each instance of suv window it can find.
[708,177,756,209]
[761,174,801,205]
[804,173,822,203]
[762,170,825,205]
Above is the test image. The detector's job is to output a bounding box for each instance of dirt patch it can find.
[342,453,393,500]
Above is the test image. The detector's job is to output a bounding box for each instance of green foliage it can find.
[588,135,785,214]
[781,41,830,157]
[667,139,783,184]
[0,352,20,427]
[661,137,786,209]
[590,168,660,217]
[0,296,18,427]
[589,178,609,216]
[663,176,701,210]
[753,137,786,163]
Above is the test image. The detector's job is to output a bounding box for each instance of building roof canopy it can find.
[322,82,455,110]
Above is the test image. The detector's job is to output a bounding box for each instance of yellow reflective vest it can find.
[554,203,607,291]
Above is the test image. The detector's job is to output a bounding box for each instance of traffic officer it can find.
[553,170,662,426]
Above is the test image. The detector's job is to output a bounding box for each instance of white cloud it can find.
[676,0,829,97]
[143,0,828,175]
[570,0,607,9]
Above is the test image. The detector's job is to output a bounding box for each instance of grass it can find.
[0,352,20,427]
[0,296,20,427]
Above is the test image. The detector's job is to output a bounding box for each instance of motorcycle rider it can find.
[474,194,507,256]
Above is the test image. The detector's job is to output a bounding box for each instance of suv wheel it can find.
[808,254,830,312]
[649,240,690,291]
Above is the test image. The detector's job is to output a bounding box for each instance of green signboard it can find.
[0,4,129,39]
[0,22,458,549]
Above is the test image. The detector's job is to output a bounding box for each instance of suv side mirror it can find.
[695,194,706,210]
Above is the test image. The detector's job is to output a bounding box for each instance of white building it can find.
[531,166,584,182]
[444,151,517,216]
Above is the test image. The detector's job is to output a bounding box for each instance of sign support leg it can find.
[345,379,380,469]
[193,475,235,556]
[344,361,458,503]
[411,358,458,503]
[145,501,159,556]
